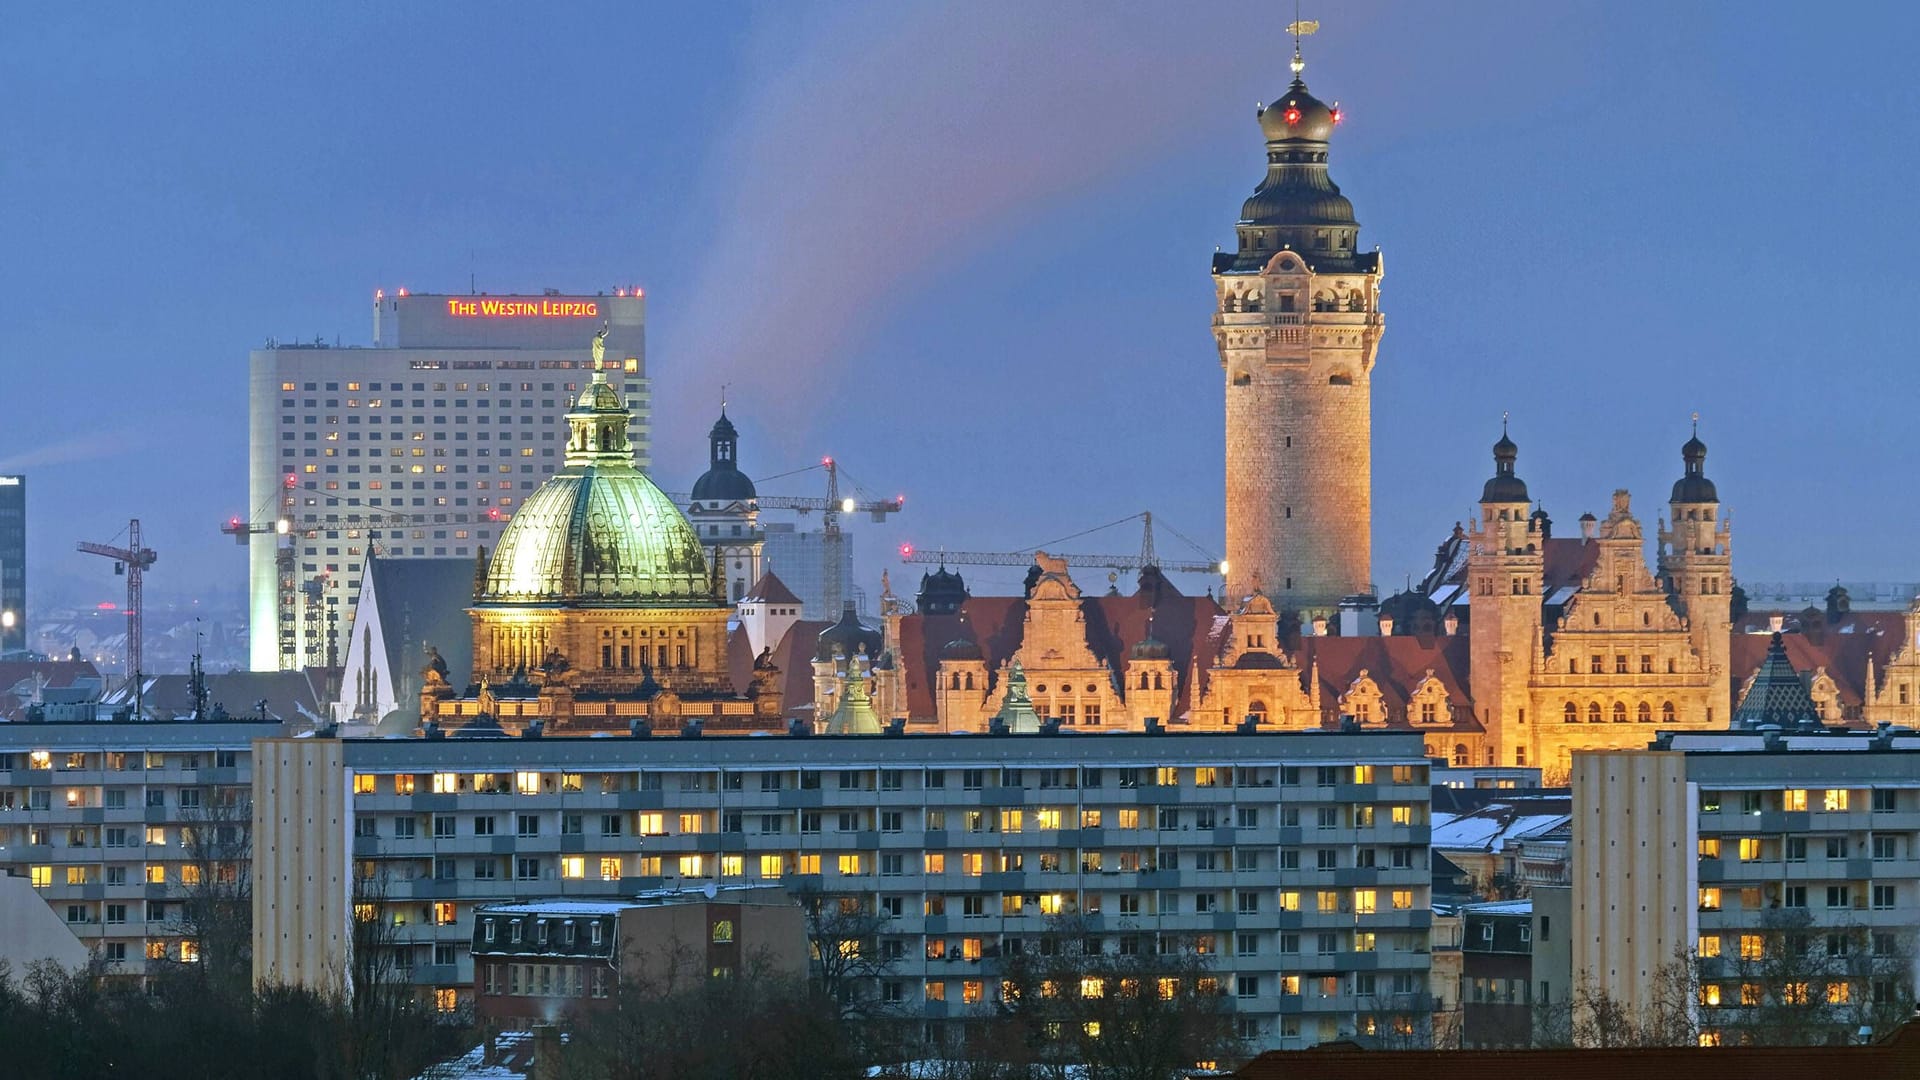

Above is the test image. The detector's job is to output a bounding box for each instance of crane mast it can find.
[77,518,159,716]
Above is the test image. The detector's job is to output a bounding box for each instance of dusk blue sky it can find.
[4,2,1917,615]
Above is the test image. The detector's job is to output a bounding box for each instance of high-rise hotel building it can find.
[246,291,648,671]
[0,473,24,655]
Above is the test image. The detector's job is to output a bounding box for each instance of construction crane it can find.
[77,519,159,716]
[224,489,512,669]
[898,511,1226,576]
[669,456,904,619]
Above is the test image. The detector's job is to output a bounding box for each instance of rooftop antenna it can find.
[1691,410,1700,436]
[1502,410,1510,435]
[1285,4,1318,79]
[721,382,730,413]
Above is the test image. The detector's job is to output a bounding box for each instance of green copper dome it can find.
[479,356,717,606]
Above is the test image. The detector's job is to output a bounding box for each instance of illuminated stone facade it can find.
[1214,55,1382,614]
[420,341,778,734]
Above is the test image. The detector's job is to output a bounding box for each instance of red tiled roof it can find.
[1728,611,1904,715]
[1295,633,1476,728]
[728,619,833,718]
[895,583,1227,722]
[0,660,104,721]
[1541,536,1602,591]
[1232,1017,1920,1080]
[743,570,801,606]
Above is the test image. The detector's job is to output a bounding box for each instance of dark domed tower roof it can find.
[941,637,983,661]
[814,601,883,662]
[1225,43,1365,274]
[1671,423,1718,504]
[1481,425,1530,504]
[916,563,968,616]
[691,410,756,503]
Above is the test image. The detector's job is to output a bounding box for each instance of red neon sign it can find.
[444,298,601,318]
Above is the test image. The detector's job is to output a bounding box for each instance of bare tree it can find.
[167,782,253,1001]
[994,918,1240,1080]
[793,885,897,1022]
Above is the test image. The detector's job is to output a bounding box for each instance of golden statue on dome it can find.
[590,322,609,371]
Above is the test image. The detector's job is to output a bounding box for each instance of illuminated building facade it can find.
[1571,734,1920,1046]
[0,474,23,654]
[246,290,648,672]
[254,729,1438,1045]
[419,346,780,734]
[0,720,281,983]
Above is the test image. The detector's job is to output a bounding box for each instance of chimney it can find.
[1443,612,1460,636]
[1310,615,1329,637]
[532,1024,562,1080]
[1768,613,1785,633]
[1579,513,1597,541]
[1378,613,1395,636]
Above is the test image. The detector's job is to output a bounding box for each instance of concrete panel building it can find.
[0,720,282,980]
[252,730,1438,1048]
[1571,731,1920,1044]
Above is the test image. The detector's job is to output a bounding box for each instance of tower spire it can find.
[1286,9,1318,80]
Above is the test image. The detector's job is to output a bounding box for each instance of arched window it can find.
[949,673,961,690]
[1452,744,1469,766]
[963,672,974,691]
[1636,702,1652,723]
[1662,701,1676,724]
[1563,702,1578,724]
[1153,673,1164,690]
[1612,702,1627,724]
[1248,701,1269,725]
[1587,702,1602,724]
[1139,672,1151,690]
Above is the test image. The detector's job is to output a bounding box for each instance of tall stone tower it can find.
[1658,423,1732,719]
[1214,41,1383,613]
[1466,429,1543,766]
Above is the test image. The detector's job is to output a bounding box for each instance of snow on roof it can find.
[1458,899,1534,916]
[1430,806,1571,852]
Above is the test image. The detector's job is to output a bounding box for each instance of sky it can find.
[4,1,1919,615]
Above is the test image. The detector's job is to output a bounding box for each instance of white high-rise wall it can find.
[245,291,648,671]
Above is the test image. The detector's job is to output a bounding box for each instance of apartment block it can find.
[0,721,280,979]
[1571,731,1920,1042]
[254,730,1437,1048]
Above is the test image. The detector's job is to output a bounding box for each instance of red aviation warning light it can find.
[1283,104,1302,125]
[1329,104,1343,125]
[899,543,915,559]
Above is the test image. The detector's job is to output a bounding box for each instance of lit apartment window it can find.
[1738,934,1765,960]
[352,774,376,794]
[516,771,542,795]
[759,855,784,879]
[1353,890,1377,915]
[560,857,586,880]
[433,903,456,925]
[599,857,623,881]
[1698,888,1722,912]
[1697,838,1721,858]
[1697,935,1721,957]
[1737,838,1762,861]
[1782,789,1808,811]
[395,774,415,795]
[924,853,945,874]
[1823,789,1850,811]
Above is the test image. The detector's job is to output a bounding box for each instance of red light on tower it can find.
[1284,105,1302,125]
[488,507,502,520]
[1329,105,1343,125]
[397,287,408,297]
[899,543,915,559]
[822,455,834,467]
[284,474,296,489]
